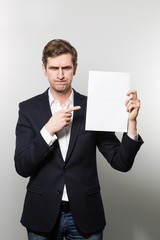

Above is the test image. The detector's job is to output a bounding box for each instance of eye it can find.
[52,67,59,70]
[48,67,59,70]
[63,66,72,70]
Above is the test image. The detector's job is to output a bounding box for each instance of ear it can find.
[42,64,47,76]
[73,63,78,75]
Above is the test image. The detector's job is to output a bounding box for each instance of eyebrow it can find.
[48,65,73,69]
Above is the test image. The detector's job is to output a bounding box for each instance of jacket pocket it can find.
[87,183,101,196]
[27,184,44,195]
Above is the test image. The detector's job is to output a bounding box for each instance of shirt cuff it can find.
[127,132,139,142]
[40,126,57,146]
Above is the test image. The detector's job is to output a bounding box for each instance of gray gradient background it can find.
[0,0,160,239]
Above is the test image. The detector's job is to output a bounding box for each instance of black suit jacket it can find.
[14,89,143,234]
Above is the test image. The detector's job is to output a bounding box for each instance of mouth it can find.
[55,81,67,84]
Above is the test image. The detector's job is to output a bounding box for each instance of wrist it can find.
[128,119,137,136]
[44,124,55,136]
[41,127,57,146]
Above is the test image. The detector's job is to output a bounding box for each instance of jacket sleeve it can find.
[14,103,56,177]
[97,131,143,172]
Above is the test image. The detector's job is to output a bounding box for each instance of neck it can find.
[50,88,72,107]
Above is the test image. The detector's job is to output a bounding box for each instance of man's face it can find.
[42,53,77,94]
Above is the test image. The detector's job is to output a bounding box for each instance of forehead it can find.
[47,53,73,66]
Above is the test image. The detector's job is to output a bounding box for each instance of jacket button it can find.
[58,190,62,194]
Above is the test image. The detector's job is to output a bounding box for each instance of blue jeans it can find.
[27,211,103,240]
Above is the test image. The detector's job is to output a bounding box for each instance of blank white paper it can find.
[85,71,130,132]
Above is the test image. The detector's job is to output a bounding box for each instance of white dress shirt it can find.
[41,89,74,201]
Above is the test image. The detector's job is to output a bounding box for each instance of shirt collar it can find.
[48,88,74,107]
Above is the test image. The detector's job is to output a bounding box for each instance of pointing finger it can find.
[65,106,81,113]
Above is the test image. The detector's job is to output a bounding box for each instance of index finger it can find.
[65,106,81,113]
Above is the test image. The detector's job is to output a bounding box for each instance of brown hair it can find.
[42,39,78,69]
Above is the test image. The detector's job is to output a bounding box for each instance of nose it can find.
[57,68,64,80]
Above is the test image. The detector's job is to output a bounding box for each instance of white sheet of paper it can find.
[85,71,130,132]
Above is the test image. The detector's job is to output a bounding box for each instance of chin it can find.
[55,86,71,93]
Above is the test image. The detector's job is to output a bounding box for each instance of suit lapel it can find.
[65,90,86,164]
[38,89,63,160]
[38,89,52,125]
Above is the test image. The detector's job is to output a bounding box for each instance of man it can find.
[14,39,143,240]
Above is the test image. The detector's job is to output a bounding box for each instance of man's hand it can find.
[125,90,140,121]
[44,106,81,136]
[125,90,140,136]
